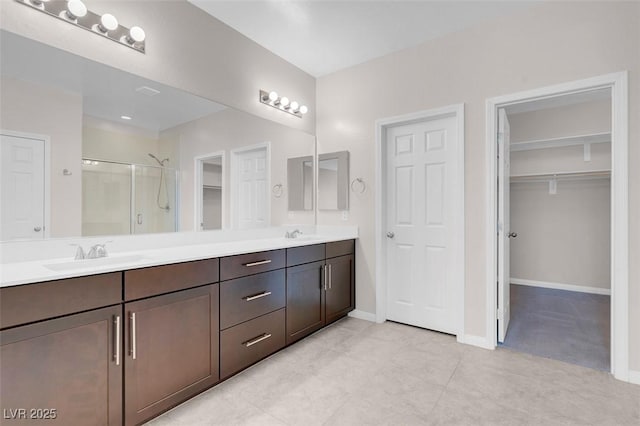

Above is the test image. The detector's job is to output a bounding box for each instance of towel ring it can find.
[272,183,283,198]
[350,178,366,194]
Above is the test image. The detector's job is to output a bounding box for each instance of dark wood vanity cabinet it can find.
[285,241,355,343]
[286,260,325,344]
[0,239,354,425]
[325,254,355,324]
[0,305,123,426]
[123,284,219,426]
[219,250,287,379]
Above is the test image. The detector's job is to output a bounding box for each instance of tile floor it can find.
[147,317,640,426]
[502,284,610,371]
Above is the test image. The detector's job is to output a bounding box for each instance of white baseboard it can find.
[459,334,495,350]
[628,370,640,385]
[348,309,376,322]
[511,278,611,296]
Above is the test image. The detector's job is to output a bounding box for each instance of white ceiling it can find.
[190,0,540,77]
[0,31,226,133]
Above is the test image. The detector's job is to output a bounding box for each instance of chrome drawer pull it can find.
[243,333,272,347]
[244,259,272,267]
[244,291,272,301]
[114,315,120,366]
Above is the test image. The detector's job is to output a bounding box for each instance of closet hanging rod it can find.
[510,169,611,181]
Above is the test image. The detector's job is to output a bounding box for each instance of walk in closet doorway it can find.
[501,89,612,371]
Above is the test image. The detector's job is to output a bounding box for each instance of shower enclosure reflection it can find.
[82,158,177,236]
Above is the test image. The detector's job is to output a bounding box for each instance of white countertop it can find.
[0,230,357,288]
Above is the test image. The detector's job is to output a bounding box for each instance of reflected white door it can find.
[385,115,458,334]
[233,146,269,229]
[497,108,511,342]
[0,134,45,240]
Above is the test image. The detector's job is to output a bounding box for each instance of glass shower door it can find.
[82,161,132,236]
[133,165,177,234]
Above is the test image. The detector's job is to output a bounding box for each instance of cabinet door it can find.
[124,284,219,426]
[286,260,325,344]
[0,305,122,426]
[325,254,355,324]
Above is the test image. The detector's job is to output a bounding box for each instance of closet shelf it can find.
[203,185,222,189]
[510,169,611,182]
[510,132,610,152]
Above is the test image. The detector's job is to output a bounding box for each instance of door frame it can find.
[230,142,271,229]
[194,151,225,231]
[485,72,629,381]
[374,104,465,342]
[0,129,51,239]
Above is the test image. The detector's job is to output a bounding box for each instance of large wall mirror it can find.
[0,30,315,241]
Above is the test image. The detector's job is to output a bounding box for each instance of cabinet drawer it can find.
[220,270,285,330]
[220,249,285,281]
[220,308,285,379]
[0,272,121,329]
[286,244,325,267]
[124,258,219,301]
[326,239,355,258]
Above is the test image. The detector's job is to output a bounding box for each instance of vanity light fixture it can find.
[259,90,308,118]
[16,0,146,53]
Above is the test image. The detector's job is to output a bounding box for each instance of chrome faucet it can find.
[71,244,86,260]
[285,229,302,239]
[87,242,111,259]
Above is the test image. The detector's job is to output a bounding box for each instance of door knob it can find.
[386,232,395,238]
[508,232,518,238]
[34,226,42,232]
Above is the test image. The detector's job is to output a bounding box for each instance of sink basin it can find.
[44,254,146,271]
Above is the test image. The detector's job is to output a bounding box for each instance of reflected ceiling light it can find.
[17,0,146,53]
[64,0,87,21]
[121,115,132,120]
[259,90,308,118]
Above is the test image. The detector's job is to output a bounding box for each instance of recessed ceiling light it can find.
[121,115,132,120]
[136,86,160,96]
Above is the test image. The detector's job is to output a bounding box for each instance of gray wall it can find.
[510,179,611,290]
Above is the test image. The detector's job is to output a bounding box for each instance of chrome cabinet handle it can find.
[323,265,328,291]
[129,312,137,360]
[243,333,272,347]
[386,232,394,238]
[244,259,272,267]
[114,315,120,366]
[328,263,332,290]
[508,232,518,238]
[244,291,272,301]
[34,226,42,232]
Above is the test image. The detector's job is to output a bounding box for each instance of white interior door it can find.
[497,108,511,342]
[233,146,269,229]
[0,134,45,241]
[385,115,458,334]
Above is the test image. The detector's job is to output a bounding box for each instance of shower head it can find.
[148,153,169,166]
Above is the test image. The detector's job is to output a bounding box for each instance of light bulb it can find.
[66,0,87,20]
[299,105,308,115]
[98,13,119,32]
[127,26,146,44]
[290,101,299,111]
[268,91,278,102]
[280,97,290,107]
